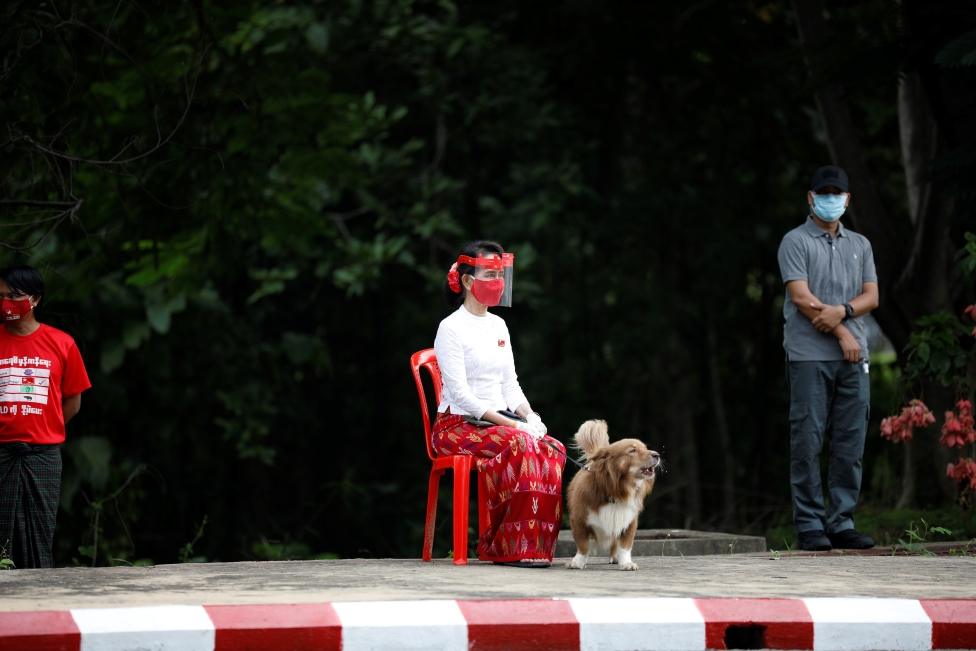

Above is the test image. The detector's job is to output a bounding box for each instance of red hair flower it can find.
[447,262,461,293]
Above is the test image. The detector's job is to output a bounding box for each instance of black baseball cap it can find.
[810,165,849,192]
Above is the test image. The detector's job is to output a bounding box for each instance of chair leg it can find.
[451,456,473,565]
[423,466,442,562]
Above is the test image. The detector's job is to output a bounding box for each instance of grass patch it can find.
[763,505,976,550]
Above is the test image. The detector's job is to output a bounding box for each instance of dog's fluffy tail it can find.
[573,419,610,461]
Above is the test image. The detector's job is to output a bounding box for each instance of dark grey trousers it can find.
[0,443,62,569]
[788,360,869,535]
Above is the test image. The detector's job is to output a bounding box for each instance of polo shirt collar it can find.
[803,215,847,238]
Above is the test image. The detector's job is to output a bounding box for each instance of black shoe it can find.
[797,530,832,551]
[828,529,875,549]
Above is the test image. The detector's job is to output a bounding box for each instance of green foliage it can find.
[250,537,313,561]
[0,0,974,565]
[903,313,973,387]
[74,463,150,567]
[961,232,976,277]
[179,516,209,564]
[895,519,954,556]
[765,505,976,552]
[64,437,114,496]
[935,30,976,68]
[861,507,976,546]
[0,543,13,570]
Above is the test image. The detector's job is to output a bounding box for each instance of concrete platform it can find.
[1,552,975,650]
[554,528,768,557]
[1,552,975,611]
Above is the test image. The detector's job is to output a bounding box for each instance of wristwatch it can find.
[843,303,854,320]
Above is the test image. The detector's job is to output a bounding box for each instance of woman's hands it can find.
[513,416,546,439]
[525,412,547,435]
[488,406,548,438]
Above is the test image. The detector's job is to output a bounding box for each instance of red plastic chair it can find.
[410,348,487,565]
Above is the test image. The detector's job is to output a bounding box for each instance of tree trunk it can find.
[706,322,737,529]
[896,438,915,509]
[898,73,938,230]
[894,72,954,321]
[681,399,702,530]
[663,342,702,529]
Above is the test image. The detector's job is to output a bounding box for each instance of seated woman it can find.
[432,240,566,567]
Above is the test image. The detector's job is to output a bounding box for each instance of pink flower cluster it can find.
[965,304,976,337]
[947,458,976,492]
[880,399,936,443]
[940,400,976,492]
[940,400,976,448]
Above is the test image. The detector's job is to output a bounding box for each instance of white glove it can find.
[513,419,546,439]
[525,412,547,436]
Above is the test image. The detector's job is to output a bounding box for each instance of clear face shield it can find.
[458,253,515,308]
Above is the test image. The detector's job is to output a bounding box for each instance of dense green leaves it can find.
[904,313,974,388]
[935,30,976,67]
[1,0,975,564]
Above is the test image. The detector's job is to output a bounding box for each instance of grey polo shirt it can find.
[778,216,878,361]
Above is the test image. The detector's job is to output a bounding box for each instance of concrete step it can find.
[555,528,767,558]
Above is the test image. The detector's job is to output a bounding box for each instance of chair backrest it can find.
[410,348,443,462]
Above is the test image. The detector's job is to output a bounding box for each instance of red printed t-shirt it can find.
[0,324,91,444]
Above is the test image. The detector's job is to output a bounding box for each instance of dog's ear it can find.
[588,449,609,464]
[597,453,635,501]
[584,451,606,479]
[616,455,633,485]
[590,452,622,499]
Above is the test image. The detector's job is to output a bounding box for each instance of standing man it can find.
[777,165,879,551]
[0,265,91,568]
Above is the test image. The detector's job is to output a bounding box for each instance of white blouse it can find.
[433,305,529,418]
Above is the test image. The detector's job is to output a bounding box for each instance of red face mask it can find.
[470,278,505,307]
[1,299,33,321]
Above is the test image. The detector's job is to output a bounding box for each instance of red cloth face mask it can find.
[455,252,515,307]
[1,298,32,321]
[470,278,505,307]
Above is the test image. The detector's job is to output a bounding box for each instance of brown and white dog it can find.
[565,419,661,571]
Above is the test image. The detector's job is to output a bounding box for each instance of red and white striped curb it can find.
[0,597,974,650]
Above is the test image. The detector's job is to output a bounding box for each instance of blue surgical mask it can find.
[811,193,848,222]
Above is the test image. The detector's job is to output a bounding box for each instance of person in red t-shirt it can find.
[0,265,91,568]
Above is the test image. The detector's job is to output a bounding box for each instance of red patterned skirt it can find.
[432,412,566,562]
